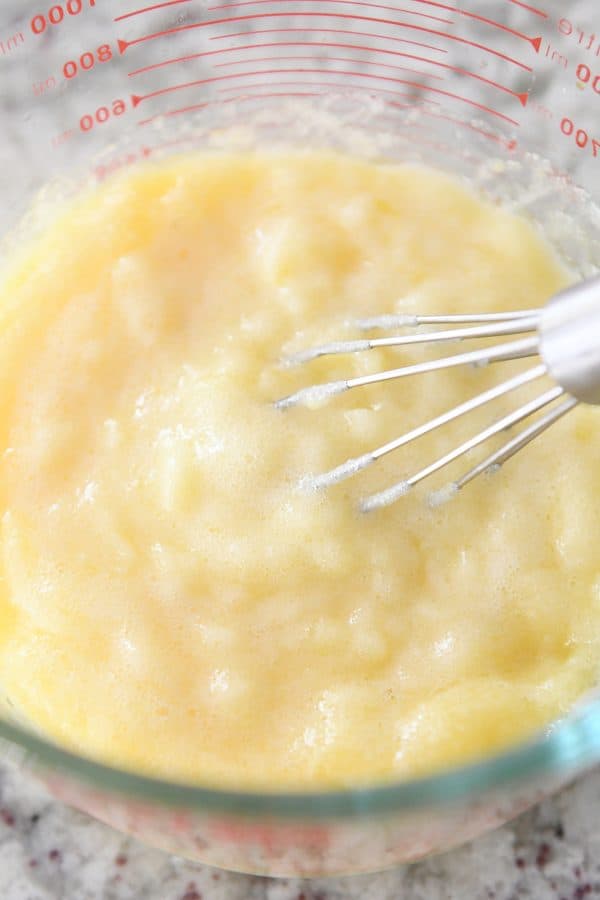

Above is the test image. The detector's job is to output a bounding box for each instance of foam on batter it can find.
[274,380,349,410]
[299,452,375,492]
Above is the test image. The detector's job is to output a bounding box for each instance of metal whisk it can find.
[276,277,600,511]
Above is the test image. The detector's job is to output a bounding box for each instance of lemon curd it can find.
[0,152,598,788]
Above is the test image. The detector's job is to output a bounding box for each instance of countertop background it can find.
[1,0,599,897]
[3,760,600,900]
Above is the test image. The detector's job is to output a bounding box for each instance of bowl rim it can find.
[1,700,598,818]
[1,99,599,820]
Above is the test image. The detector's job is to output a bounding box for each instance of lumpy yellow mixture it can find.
[0,152,599,788]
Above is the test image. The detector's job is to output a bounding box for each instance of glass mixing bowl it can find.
[0,0,599,877]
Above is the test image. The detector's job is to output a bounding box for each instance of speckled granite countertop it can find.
[2,760,600,899]
[1,0,600,896]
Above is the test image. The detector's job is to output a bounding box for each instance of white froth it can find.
[360,479,412,513]
[274,380,348,410]
[352,314,419,330]
[485,463,502,476]
[299,452,374,492]
[283,339,370,367]
[428,482,459,509]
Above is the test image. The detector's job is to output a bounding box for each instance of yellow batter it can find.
[0,152,598,788]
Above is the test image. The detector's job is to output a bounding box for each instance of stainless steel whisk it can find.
[276,278,600,511]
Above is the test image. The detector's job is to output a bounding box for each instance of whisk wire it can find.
[361,384,565,513]
[276,335,540,410]
[453,395,579,493]
[354,309,541,329]
[277,278,600,508]
[305,363,547,492]
[285,315,540,367]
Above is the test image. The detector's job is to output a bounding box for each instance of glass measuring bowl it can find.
[0,0,600,877]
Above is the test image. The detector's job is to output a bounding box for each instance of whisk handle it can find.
[540,276,600,406]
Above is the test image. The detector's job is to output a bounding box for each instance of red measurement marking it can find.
[231,90,322,100]
[133,67,520,125]
[412,107,518,151]
[217,81,439,110]
[33,75,58,96]
[63,43,114,79]
[0,31,25,55]
[214,55,446,81]
[128,32,448,76]
[211,45,526,104]
[115,0,193,21]
[94,149,151,180]
[414,52,528,104]
[387,120,479,162]
[443,66,527,105]
[79,99,128,134]
[560,117,599,158]
[131,69,427,105]
[209,27,445,55]
[51,128,75,147]
[137,88,434,125]
[208,1,454,25]
[221,91,468,164]
[208,0,541,48]
[140,138,202,157]
[139,102,210,126]
[138,91,319,126]
[505,0,547,19]
[214,76,517,124]
[138,93,326,125]
[221,91,319,104]
[400,0,541,47]
[118,12,532,72]
[457,9,540,52]
[218,79,433,97]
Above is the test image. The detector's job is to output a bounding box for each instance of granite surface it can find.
[1,0,600,896]
[2,760,600,899]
